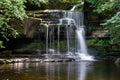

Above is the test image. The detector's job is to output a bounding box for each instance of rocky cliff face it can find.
[10,10,109,39]
[10,10,64,39]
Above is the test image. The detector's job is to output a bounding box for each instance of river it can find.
[0,61,119,80]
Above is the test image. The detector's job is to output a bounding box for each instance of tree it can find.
[86,0,120,45]
[102,12,120,45]
[0,0,27,48]
[85,0,119,13]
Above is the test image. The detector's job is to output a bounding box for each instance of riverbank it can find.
[0,54,119,65]
[0,57,76,64]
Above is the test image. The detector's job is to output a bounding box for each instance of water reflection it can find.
[0,62,120,80]
[44,62,91,80]
[10,63,24,71]
[78,62,88,80]
[7,62,91,80]
[45,62,61,80]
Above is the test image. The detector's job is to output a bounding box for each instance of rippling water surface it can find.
[0,61,120,80]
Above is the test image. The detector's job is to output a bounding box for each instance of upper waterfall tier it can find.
[27,10,83,26]
[49,10,84,28]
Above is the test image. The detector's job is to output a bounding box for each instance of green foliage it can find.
[88,26,98,34]
[0,0,27,20]
[0,0,27,48]
[27,0,48,7]
[87,38,110,56]
[87,36,110,46]
[0,41,4,48]
[60,0,82,4]
[102,12,120,44]
[86,0,120,45]
[86,0,118,13]
[19,42,45,50]
[0,19,18,40]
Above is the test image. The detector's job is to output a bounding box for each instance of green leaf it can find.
[0,41,5,48]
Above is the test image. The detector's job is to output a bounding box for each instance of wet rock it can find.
[0,60,5,64]
[0,59,12,64]
[42,58,74,62]
[115,57,120,64]
[43,59,55,62]
[63,58,75,62]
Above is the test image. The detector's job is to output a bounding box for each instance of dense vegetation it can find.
[86,0,120,45]
[0,0,26,48]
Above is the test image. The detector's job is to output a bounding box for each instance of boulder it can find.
[115,57,120,64]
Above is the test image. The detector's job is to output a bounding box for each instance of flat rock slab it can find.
[43,58,74,62]
[0,58,75,64]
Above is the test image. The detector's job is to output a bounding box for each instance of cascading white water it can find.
[43,3,94,60]
[76,27,87,54]
[46,26,49,54]
[66,25,70,53]
[70,2,84,11]
[75,27,93,60]
[57,25,60,54]
[61,3,94,60]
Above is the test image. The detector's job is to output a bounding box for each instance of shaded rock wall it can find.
[23,18,41,38]
[10,10,109,39]
[10,10,65,39]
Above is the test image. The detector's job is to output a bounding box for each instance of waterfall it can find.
[46,26,49,55]
[43,4,94,60]
[76,27,87,54]
[57,25,60,54]
[61,10,93,60]
[70,2,84,11]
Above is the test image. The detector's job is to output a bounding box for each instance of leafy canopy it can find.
[102,12,120,44]
[86,0,120,45]
[0,0,27,48]
[86,0,119,13]
[27,0,48,7]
